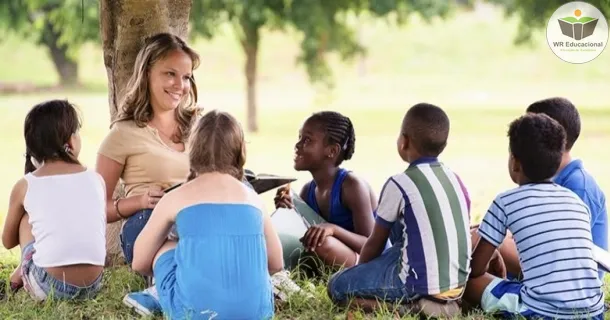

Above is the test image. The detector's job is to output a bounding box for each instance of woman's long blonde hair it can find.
[113,33,201,143]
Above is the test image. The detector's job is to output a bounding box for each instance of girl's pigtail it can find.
[24,153,36,174]
[187,168,197,181]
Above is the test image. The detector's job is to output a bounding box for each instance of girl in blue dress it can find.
[131,110,283,320]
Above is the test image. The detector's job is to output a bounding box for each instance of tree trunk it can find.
[240,19,260,133]
[99,0,192,266]
[40,20,79,86]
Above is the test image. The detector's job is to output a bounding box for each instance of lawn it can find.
[0,4,609,319]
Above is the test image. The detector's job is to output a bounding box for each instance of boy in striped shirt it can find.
[327,103,472,311]
[465,113,605,319]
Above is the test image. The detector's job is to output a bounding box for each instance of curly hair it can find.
[508,113,566,181]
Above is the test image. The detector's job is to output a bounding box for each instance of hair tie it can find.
[342,118,353,150]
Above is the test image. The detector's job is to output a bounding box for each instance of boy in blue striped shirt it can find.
[464,113,605,319]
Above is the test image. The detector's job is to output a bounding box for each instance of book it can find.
[163,169,296,195]
[270,190,326,269]
[245,172,297,195]
[558,16,598,40]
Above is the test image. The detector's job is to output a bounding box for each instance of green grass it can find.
[0,4,609,319]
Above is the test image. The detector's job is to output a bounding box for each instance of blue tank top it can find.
[170,203,274,319]
[305,168,355,232]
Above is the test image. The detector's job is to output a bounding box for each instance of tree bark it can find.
[99,0,192,266]
[240,19,260,133]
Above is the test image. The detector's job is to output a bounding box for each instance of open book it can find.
[163,169,296,195]
[245,171,297,195]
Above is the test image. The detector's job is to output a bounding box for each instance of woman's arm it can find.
[131,195,174,276]
[333,174,376,252]
[96,154,162,222]
[2,179,27,249]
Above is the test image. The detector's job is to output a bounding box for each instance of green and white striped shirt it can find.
[375,157,472,295]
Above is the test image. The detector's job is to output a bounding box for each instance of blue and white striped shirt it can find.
[479,182,605,319]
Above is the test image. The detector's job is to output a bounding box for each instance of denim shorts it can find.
[120,209,153,265]
[21,241,103,301]
[327,244,418,303]
[481,277,605,320]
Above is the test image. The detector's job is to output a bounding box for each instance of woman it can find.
[96,32,200,315]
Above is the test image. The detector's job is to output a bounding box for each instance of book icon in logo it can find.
[558,9,599,40]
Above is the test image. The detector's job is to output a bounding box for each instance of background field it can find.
[0,5,609,319]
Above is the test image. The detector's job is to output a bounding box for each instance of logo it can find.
[546,1,608,64]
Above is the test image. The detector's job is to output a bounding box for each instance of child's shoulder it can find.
[11,177,28,196]
[495,183,581,205]
[341,170,373,192]
[560,159,604,193]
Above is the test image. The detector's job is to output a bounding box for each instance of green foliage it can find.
[0,0,99,61]
[190,0,453,88]
[488,0,610,44]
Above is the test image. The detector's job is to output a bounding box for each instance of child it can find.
[491,97,609,281]
[528,97,608,278]
[464,113,604,319]
[2,99,106,301]
[327,103,472,312]
[274,111,378,269]
[130,110,283,319]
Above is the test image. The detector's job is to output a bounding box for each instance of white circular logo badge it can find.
[546,1,609,64]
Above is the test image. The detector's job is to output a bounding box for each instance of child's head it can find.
[188,110,246,180]
[526,97,580,152]
[507,113,566,185]
[293,111,355,171]
[116,32,201,142]
[398,103,449,163]
[23,99,82,174]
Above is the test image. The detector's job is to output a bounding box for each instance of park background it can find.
[0,0,609,318]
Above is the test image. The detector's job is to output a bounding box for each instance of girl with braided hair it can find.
[275,111,378,269]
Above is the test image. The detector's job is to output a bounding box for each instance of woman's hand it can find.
[140,185,165,209]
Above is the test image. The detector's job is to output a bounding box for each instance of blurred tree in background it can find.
[190,0,453,132]
[489,0,610,44]
[3,0,607,131]
[0,0,99,86]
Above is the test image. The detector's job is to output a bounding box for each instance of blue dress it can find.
[153,203,274,320]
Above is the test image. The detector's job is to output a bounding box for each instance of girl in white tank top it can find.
[1,100,106,301]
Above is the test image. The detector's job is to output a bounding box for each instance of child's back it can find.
[327,103,470,314]
[130,110,282,320]
[24,168,106,268]
[2,99,106,301]
[527,97,608,270]
[467,113,604,320]
[381,158,471,295]
[158,175,273,319]
[479,182,603,316]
